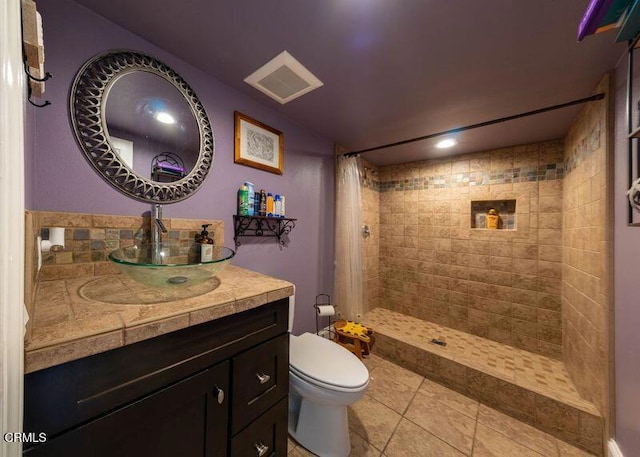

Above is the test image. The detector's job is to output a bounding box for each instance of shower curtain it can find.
[334,155,364,322]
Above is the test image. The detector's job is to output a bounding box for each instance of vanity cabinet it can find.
[23,298,290,457]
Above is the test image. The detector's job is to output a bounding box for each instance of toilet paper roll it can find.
[316,305,335,317]
[49,227,65,246]
[41,227,65,252]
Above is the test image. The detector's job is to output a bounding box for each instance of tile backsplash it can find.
[25,210,224,341]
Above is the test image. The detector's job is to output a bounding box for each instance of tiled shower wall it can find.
[562,74,612,421]
[361,158,381,312]
[364,140,565,359]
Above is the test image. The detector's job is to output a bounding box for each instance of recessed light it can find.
[155,112,175,124]
[436,139,457,149]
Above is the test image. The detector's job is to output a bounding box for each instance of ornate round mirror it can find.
[70,51,214,202]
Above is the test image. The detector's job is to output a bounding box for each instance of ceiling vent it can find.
[244,51,323,104]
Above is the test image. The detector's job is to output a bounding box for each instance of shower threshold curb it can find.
[363,308,603,456]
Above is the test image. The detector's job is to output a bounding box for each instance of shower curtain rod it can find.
[343,93,605,157]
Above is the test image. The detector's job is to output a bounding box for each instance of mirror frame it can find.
[70,51,214,203]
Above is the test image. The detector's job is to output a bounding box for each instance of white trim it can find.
[0,0,26,456]
[609,439,624,457]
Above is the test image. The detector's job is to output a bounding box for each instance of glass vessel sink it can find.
[109,242,235,288]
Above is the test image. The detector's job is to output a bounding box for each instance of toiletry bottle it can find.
[198,224,214,262]
[487,208,499,230]
[189,231,201,263]
[259,189,267,216]
[237,184,249,216]
[244,181,255,216]
[266,193,274,217]
[280,195,286,218]
[254,192,260,216]
[274,194,281,217]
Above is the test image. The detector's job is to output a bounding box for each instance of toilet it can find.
[288,332,369,457]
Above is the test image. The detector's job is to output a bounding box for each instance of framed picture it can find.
[234,111,284,175]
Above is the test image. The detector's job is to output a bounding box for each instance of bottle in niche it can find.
[280,195,285,218]
[266,193,275,217]
[237,184,249,216]
[486,208,499,230]
[259,189,267,216]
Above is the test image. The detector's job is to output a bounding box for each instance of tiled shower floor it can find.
[363,308,598,416]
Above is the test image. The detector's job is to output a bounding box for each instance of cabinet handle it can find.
[256,372,271,384]
[254,441,269,457]
[213,386,224,404]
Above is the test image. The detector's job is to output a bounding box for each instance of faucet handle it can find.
[155,218,168,233]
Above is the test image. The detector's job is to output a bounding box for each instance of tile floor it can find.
[288,354,595,457]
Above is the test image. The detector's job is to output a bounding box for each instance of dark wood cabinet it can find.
[23,299,289,456]
[25,362,229,457]
[230,398,288,457]
[232,334,289,433]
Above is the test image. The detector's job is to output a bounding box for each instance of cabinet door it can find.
[24,362,229,457]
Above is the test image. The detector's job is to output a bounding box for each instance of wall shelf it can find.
[151,152,186,183]
[233,215,297,246]
[626,34,640,225]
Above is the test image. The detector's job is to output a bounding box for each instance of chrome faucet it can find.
[151,204,167,264]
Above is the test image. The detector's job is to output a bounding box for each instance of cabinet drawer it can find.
[232,334,288,433]
[230,397,288,457]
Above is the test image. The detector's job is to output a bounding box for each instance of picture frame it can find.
[234,111,284,175]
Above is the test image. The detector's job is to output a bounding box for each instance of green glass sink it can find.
[109,242,235,288]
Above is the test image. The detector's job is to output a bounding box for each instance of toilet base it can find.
[289,395,350,457]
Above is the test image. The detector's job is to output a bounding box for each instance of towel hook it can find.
[22,53,52,108]
[26,82,51,108]
[24,62,52,82]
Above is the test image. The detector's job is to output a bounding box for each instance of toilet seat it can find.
[290,333,369,392]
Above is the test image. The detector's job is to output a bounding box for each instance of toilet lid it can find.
[290,333,369,390]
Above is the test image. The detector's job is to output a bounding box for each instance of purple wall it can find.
[614,59,640,455]
[26,0,335,334]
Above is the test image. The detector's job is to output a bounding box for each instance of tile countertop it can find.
[25,265,294,374]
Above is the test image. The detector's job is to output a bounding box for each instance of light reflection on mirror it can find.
[104,71,200,182]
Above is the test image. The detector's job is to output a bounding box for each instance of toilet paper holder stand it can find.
[314,294,337,339]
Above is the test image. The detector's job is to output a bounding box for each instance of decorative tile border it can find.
[362,162,564,192]
[564,120,601,175]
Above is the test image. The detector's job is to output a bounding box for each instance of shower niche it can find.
[470,199,516,230]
